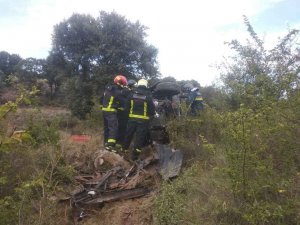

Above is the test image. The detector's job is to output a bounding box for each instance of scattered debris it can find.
[66,146,182,222]
[155,143,183,180]
[94,150,131,169]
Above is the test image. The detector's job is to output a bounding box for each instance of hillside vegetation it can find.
[0,16,299,225]
[154,18,300,225]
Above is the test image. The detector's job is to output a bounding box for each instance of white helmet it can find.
[137,79,148,87]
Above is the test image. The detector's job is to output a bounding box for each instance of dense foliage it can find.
[0,89,75,225]
[155,19,299,225]
[0,51,22,87]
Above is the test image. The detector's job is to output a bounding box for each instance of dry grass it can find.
[83,194,155,225]
[60,131,103,173]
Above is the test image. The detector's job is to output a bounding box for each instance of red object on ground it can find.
[71,135,91,142]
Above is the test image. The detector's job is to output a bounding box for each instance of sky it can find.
[0,0,300,86]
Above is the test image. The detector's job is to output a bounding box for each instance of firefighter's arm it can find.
[147,96,156,118]
[124,93,132,114]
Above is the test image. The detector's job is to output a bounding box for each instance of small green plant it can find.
[26,119,60,147]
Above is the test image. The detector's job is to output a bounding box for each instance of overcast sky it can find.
[1,0,300,86]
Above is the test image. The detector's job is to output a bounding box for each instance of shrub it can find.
[166,106,221,162]
[26,118,60,147]
[154,162,234,225]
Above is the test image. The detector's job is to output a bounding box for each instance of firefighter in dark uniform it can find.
[187,87,204,116]
[123,79,155,160]
[116,79,137,148]
[101,75,127,151]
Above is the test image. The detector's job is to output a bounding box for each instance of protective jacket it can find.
[101,84,123,112]
[125,86,155,120]
[101,84,123,148]
[123,86,155,160]
[187,88,204,115]
[187,88,203,104]
[116,87,131,146]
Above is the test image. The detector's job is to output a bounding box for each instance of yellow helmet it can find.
[137,79,148,87]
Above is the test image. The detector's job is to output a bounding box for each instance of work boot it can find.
[105,143,117,153]
[131,148,142,161]
[115,143,123,152]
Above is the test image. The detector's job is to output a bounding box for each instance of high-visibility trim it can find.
[195,97,203,101]
[144,102,147,117]
[102,108,116,112]
[129,100,149,120]
[118,107,124,111]
[129,114,149,119]
[102,96,117,112]
[129,100,134,115]
[135,148,142,153]
[107,139,116,143]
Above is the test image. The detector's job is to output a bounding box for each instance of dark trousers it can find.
[117,110,128,146]
[123,119,149,150]
[190,101,204,116]
[103,112,118,144]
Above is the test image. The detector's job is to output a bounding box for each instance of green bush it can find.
[156,98,299,225]
[26,118,60,147]
[64,78,94,120]
[0,98,76,224]
[219,102,299,225]
[167,106,221,162]
[154,162,235,225]
[0,197,19,225]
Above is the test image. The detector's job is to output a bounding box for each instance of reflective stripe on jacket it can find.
[126,87,155,120]
[102,96,116,112]
[101,84,122,112]
[195,96,203,101]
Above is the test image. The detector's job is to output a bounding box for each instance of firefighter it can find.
[123,79,155,161]
[187,87,204,116]
[116,79,137,148]
[101,75,127,151]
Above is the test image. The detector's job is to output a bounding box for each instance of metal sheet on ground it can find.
[154,143,183,180]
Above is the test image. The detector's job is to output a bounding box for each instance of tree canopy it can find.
[221,16,300,109]
[51,11,159,84]
[0,51,22,86]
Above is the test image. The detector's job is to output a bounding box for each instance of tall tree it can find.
[94,11,159,81]
[52,13,99,118]
[16,58,46,84]
[51,11,159,118]
[52,13,100,81]
[45,52,67,98]
[0,51,22,85]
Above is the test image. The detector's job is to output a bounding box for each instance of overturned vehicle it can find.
[149,81,181,144]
